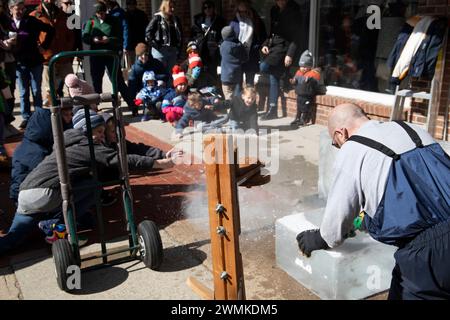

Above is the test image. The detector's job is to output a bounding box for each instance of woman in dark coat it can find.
[230,0,267,88]
[145,0,182,72]
[191,0,225,85]
[259,0,302,120]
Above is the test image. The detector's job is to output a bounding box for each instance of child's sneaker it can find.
[45,224,67,244]
[42,223,89,247]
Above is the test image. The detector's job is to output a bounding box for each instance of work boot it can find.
[290,110,302,128]
[260,104,278,120]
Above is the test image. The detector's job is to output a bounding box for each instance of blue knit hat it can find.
[72,109,105,132]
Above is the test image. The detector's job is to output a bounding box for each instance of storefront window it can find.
[318,0,418,94]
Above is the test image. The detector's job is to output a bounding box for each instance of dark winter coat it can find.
[10,108,72,200]
[409,18,447,79]
[8,15,54,67]
[125,8,149,51]
[230,9,267,74]
[293,69,321,98]
[191,13,225,66]
[388,18,447,85]
[262,0,302,67]
[20,129,155,191]
[128,58,169,98]
[175,102,217,132]
[219,96,258,131]
[220,33,248,84]
[109,5,129,50]
[145,12,183,51]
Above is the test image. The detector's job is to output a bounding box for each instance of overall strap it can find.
[347,136,401,160]
[393,121,424,148]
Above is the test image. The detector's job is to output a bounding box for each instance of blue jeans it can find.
[16,63,43,121]
[152,46,178,73]
[0,180,97,256]
[259,62,281,108]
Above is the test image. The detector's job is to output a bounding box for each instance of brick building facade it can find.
[136,0,450,139]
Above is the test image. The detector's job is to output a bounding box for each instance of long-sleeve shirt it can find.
[320,121,436,248]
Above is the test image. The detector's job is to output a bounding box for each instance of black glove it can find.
[296,229,330,257]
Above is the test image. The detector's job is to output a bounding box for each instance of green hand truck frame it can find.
[48,50,163,292]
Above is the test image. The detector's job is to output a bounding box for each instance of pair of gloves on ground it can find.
[296,229,330,257]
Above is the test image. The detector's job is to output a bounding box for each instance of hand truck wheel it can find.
[137,220,163,270]
[52,239,77,292]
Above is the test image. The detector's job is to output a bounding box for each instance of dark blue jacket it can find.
[220,34,248,84]
[388,18,446,81]
[175,103,217,133]
[10,108,72,201]
[109,6,128,50]
[128,58,169,98]
[409,18,447,79]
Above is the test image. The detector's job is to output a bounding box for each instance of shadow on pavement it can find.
[159,239,209,273]
[72,266,129,295]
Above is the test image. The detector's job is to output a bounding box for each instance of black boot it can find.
[290,110,302,128]
[261,103,278,120]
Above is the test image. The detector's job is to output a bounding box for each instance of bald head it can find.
[328,103,369,136]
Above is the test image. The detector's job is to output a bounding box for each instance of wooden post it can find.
[203,134,245,300]
[187,133,268,300]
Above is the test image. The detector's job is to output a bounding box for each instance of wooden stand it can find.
[187,134,269,300]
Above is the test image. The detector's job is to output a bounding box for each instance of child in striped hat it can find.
[185,41,203,87]
[161,65,188,125]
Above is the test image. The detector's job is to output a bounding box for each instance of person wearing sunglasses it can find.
[297,103,450,300]
[191,1,225,86]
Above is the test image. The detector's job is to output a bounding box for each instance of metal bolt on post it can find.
[217,226,226,236]
[216,204,225,214]
[220,272,229,281]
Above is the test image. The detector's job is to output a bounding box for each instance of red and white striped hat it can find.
[172,65,188,87]
[188,52,203,70]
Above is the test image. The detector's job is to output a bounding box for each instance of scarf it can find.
[236,13,253,54]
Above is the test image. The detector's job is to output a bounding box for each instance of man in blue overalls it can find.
[297,103,450,300]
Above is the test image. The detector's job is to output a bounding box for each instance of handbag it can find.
[122,53,130,80]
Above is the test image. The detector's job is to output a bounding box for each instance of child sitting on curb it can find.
[135,71,167,122]
[161,65,189,126]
